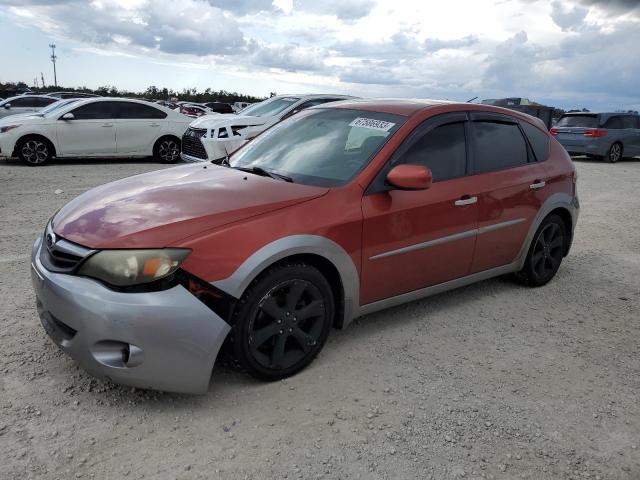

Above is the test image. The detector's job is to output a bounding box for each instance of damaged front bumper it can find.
[30,236,231,394]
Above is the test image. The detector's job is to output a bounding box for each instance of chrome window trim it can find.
[369,218,526,260]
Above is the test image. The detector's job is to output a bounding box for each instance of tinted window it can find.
[620,116,637,129]
[399,122,467,181]
[602,116,623,129]
[9,97,34,107]
[116,102,166,119]
[473,121,528,173]
[70,101,116,119]
[556,115,599,128]
[520,121,550,162]
[33,97,57,107]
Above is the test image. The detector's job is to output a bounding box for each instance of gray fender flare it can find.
[212,235,360,327]
[515,192,579,270]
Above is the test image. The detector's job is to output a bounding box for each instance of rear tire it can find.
[605,142,622,163]
[516,214,567,287]
[230,262,334,381]
[153,136,181,163]
[17,136,53,166]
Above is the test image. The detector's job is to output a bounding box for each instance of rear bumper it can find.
[30,236,231,394]
[556,139,607,157]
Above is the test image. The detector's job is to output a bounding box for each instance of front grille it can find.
[182,128,208,159]
[39,224,94,273]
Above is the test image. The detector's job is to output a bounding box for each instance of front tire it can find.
[230,262,334,381]
[17,137,53,166]
[605,142,622,163]
[516,214,567,287]
[154,136,181,163]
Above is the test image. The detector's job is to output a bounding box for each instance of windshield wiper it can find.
[233,165,293,182]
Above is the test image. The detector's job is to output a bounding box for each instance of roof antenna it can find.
[466,96,478,103]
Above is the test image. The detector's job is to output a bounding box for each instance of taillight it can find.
[583,129,607,137]
[549,127,558,135]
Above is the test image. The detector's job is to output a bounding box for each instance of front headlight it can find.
[77,249,191,287]
[0,125,21,134]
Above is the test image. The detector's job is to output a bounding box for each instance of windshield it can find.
[41,99,80,115]
[239,96,300,118]
[230,108,405,187]
[556,114,599,128]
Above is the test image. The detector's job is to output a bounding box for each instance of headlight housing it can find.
[77,249,191,287]
[0,124,21,134]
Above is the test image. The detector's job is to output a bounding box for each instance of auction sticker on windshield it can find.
[349,117,396,132]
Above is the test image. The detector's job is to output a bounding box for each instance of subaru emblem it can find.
[46,232,56,248]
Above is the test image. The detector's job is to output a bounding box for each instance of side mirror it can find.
[60,112,75,120]
[386,164,432,190]
[4,103,11,109]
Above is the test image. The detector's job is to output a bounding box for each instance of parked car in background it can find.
[233,101,252,112]
[0,97,191,165]
[2,98,81,120]
[179,103,216,118]
[0,95,58,119]
[181,94,353,162]
[30,99,578,393]
[551,112,640,163]
[45,92,100,99]
[203,102,234,114]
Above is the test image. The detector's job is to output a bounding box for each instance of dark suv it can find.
[551,112,640,163]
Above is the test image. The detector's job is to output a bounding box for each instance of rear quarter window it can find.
[520,121,550,162]
[602,116,623,129]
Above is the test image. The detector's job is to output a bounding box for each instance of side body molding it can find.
[212,235,361,327]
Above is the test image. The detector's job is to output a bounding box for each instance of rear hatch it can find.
[553,114,601,147]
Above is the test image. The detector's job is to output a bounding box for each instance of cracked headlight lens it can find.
[78,249,191,287]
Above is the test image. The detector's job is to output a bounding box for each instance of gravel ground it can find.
[0,156,639,480]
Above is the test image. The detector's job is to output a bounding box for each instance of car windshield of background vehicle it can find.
[556,114,599,128]
[239,97,300,117]
[230,108,406,187]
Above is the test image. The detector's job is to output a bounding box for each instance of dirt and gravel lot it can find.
[0,156,639,480]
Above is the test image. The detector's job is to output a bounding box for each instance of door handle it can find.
[149,123,160,127]
[101,123,113,127]
[454,195,477,206]
[530,180,546,190]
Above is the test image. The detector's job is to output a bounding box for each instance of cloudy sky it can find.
[0,0,639,110]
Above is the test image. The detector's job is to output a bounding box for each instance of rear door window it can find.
[556,115,599,128]
[602,116,623,129]
[620,116,637,129]
[9,97,35,107]
[115,102,167,119]
[520,121,550,162]
[472,121,529,173]
[398,122,467,181]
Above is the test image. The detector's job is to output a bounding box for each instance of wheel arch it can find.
[515,192,579,269]
[212,235,360,329]
[14,133,57,158]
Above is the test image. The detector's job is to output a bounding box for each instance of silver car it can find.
[552,112,640,163]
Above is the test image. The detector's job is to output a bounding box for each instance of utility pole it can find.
[41,72,45,88]
[49,44,57,87]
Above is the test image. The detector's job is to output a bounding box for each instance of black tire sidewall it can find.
[231,263,334,381]
[607,143,622,163]
[520,214,566,287]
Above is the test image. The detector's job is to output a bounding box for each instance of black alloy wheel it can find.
[231,263,334,380]
[606,142,622,163]
[155,137,181,163]
[516,214,567,287]
[19,138,52,166]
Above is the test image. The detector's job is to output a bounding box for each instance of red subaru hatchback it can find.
[31,99,579,393]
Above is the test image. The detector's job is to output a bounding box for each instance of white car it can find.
[0,97,192,165]
[0,95,59,119]
[180,94,354,162]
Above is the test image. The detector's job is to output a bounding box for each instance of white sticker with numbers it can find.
[349,117,396,132]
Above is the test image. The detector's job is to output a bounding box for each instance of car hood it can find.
[52,163,328,248]
[189,114,268,129]
[0,113,47,125]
